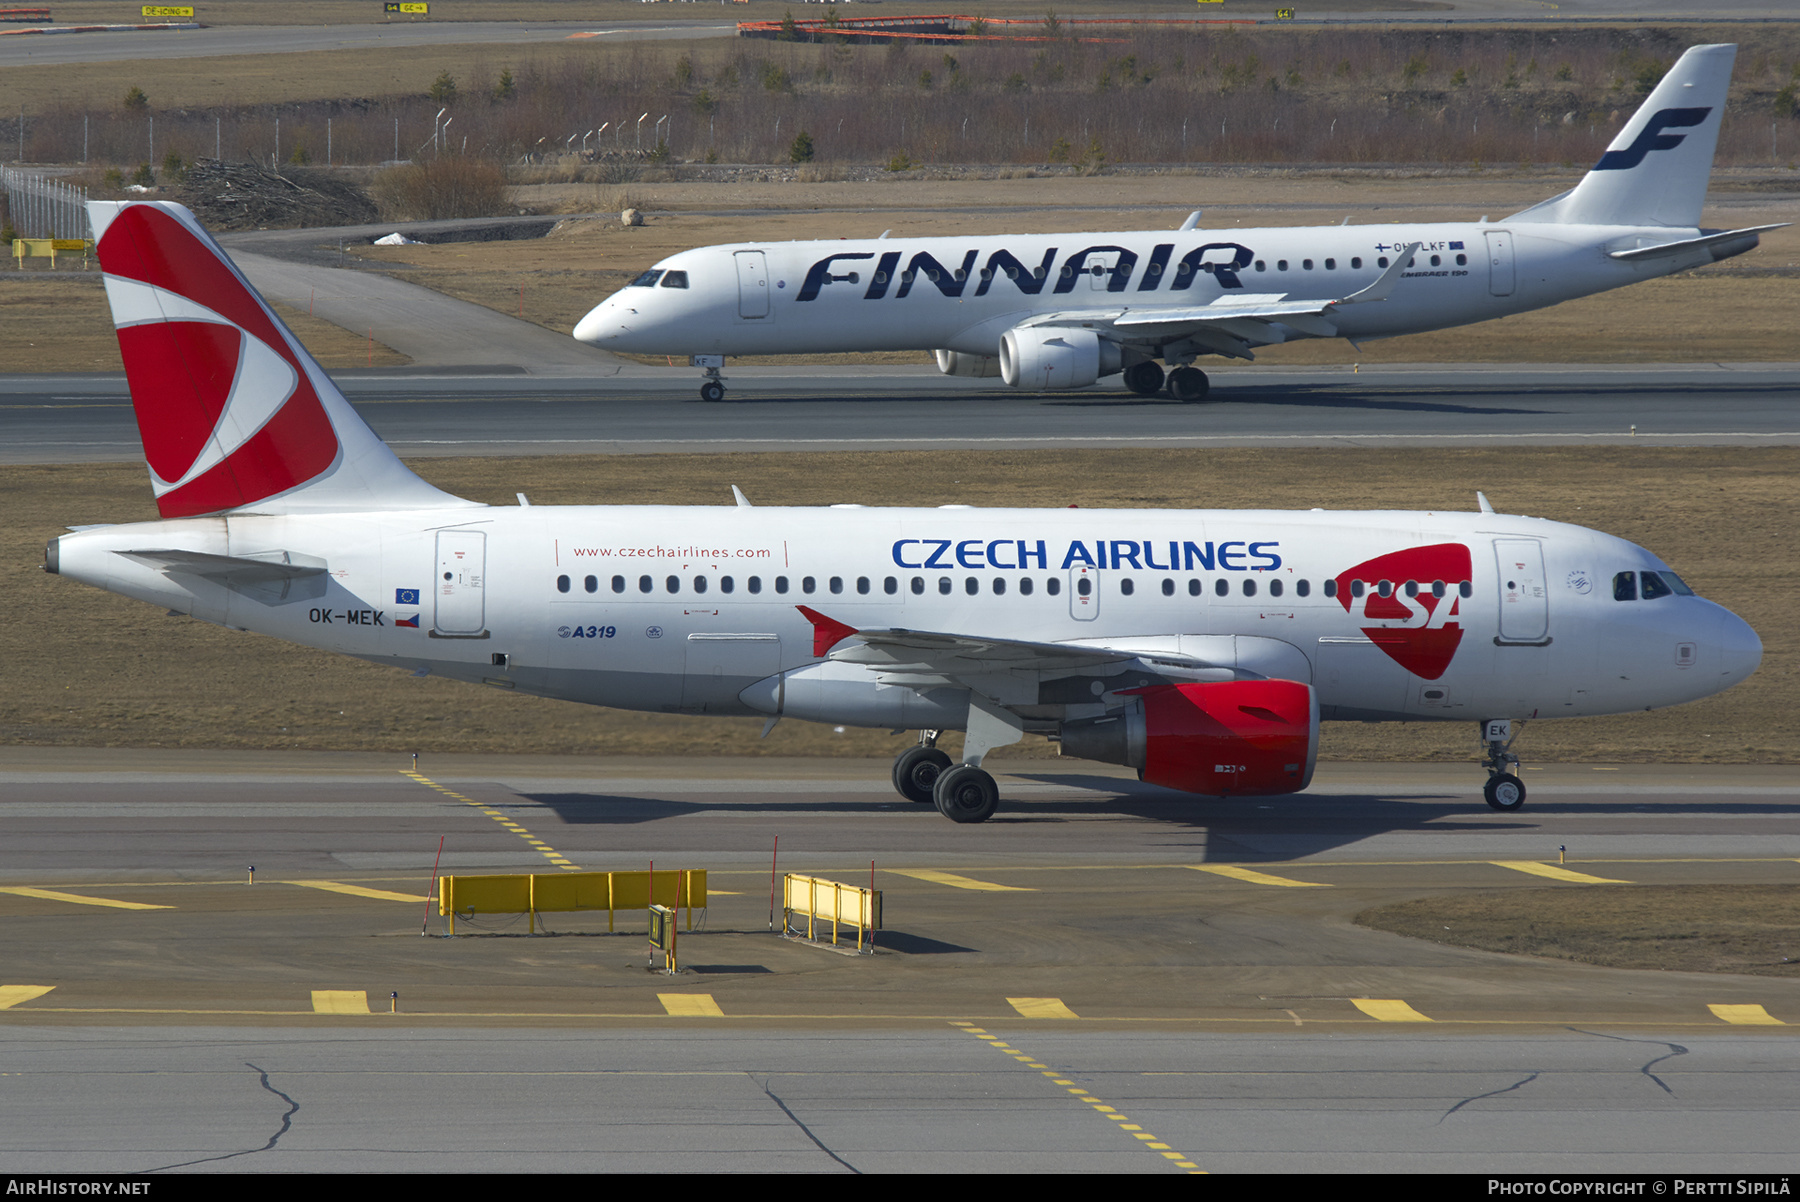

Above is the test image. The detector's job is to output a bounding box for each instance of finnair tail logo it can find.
[1594,106,1712,171]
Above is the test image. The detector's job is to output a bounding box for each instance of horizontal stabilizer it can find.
[120,548,328,604]
[1608,223,1789,261]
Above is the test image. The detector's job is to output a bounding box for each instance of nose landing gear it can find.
[691,354,727,402]
[1479,718,1527,811]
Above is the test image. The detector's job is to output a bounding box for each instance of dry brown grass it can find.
[0,276,409,371]
[1358,885,1800,977]
[9,447,1796,763]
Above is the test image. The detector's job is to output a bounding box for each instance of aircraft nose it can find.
[573,303,621,344]
[1714,607,1762,686]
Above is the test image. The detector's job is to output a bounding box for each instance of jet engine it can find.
[998,326,1123,390]
[1057,679,1319,796]
[934,349,1002,378]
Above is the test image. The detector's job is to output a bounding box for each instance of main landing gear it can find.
[890,732,1001,824]
[1122,361,1210,403]
[1479,718,1527,811]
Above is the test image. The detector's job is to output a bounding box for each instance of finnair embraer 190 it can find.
[575,43,1782,403]
[50,201,1760,821]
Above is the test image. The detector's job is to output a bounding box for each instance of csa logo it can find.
[1333,543,1473,680]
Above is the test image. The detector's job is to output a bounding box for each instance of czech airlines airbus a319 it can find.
[575,43,1782,403]
[50,200,1760,821]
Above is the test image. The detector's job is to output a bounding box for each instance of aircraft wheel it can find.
[699,380,726,403]
[892,746,952,804]
[1167,367,1210,403]
[1483,774,1527,812]
[1123,361,1166,396]
[933,765,1000,824]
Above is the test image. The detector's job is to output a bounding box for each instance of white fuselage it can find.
[51,504,1760,730]
[572,221,1714,360]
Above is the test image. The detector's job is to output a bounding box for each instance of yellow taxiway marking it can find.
[952,1023,1202,1172]
[1708,1004,1784,1026]
[1188,865,1329,888]
[1490,861,1631,885]
[402,771,580,871]
[311,990,370,1015]
[1353,999,1435,1023]
[0,986,56,1010]
[1009,997,1080,1020]
[659,993,724,1017]
[891,869,1034,892]
[0,886,172,911]
[288,881,429,903]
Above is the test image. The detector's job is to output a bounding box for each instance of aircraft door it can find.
[1087,250,1122,290]
[434,529,487,635]
[1485,230,1515,297]
[1494,538,1549,643]
[1069,565,1099,620]
[735,250,770,318]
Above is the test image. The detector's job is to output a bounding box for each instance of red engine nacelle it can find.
[1058,679,1319,797]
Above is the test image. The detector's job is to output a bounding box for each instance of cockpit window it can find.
[1661,571,1694,596]
[660,270,689,289]
[1613,572,1637,602]
[1640,571,1674,601]
[629,270,665,287]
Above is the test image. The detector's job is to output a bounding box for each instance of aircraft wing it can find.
[797,605,1212,703]
[1017,242,1420,355]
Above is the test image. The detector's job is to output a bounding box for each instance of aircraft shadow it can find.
[512,782,1800,864]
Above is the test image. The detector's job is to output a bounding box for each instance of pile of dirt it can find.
[169,159,379,231]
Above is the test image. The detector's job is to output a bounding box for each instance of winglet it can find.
[1333,242,1420,307]
[732,485,752,508]
[796,605,858,657]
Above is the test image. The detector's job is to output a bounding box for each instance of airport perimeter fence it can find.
[1,167,90,241]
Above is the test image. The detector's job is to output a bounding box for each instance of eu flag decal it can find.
[396,588,421,605]
[1449,241,1465,250]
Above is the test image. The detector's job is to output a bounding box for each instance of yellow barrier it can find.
[782,873,881,952]
[12,238,91,269]
[438,869,706,935]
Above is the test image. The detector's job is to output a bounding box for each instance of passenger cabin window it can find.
[556,574,570,593]
[1046,578,1062,596]
[776,576,790,594]
[659,271,689,289]
[1351,257,1363,269]
[639,575,653,594]
[720,576,734,594]
[1269,579,1283,597]
[693,576,708,594]
[748,576,762,594]
[1020,578,1034,596]
[630,270,664,287]
[584,575,598,594]
[612,575,626,594]
[1296,579,1311,598]
[1119,579,1134,596]
[803,577,817,594]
